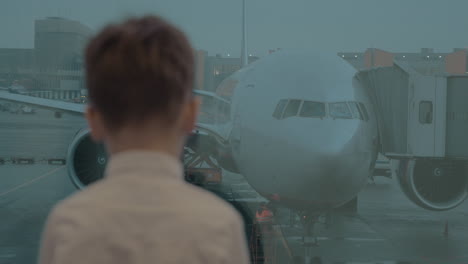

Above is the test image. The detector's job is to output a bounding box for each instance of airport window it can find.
[273,99,288,119]
[358,102,370,121]
[299,101,326,118]
[329,102,353,119]
[282,99,301,118]
[348,102,363,120]
[4,3,468,264]
[419,101,433,124]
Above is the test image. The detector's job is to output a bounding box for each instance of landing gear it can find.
[297,212,320,264]
[250,206,328,264]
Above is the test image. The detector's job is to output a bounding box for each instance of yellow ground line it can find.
[0,166,65,198]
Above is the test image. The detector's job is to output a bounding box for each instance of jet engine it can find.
[397,159,468,211]
[66,128,228,189]
[67,128,107,189]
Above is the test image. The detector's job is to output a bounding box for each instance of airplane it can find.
[2,47,465,211]
[0,0,466,209]
[191,50,379,213]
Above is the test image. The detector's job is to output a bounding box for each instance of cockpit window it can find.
[348,102,363,120]
[329,102,353,119]
[275,100,364,120]
[299,101,326,118]
[283,99,301,118]
[272,99,288,119]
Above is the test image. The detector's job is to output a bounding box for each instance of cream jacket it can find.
[38,151,249,264]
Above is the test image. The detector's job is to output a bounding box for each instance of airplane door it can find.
[407,76,439,157]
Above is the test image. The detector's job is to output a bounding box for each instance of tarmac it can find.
[0,108,468,264]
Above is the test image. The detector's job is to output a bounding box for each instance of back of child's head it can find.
[85,16,194,131]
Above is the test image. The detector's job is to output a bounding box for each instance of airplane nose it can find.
[270,121,367,209]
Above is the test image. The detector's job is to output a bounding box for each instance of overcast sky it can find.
[1,0,468,56]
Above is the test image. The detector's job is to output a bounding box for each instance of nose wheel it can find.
[289,211,324,264]
[300,212,319,264]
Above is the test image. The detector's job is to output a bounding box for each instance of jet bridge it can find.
[358,61,468,159]
[357,61,468,211]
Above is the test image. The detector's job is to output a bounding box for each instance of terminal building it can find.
[0,18,257,99]
[0,17,91,100]
[195,50,259,91]
[34,17,91,70]
[339,47,468,75]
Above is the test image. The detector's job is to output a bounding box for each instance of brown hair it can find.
[85,16,194,130]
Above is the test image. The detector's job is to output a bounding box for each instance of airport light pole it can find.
[240,0,248,67]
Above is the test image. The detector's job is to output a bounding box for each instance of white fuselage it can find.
[213,51,378,211]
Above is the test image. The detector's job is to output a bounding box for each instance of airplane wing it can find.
[0,89,236,185]
[0,91,85,114]
[0,90,229,142]
[0,89,227,117]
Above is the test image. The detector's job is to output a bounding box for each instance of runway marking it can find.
[0,253,16,258]
[232,198,267,203]
[0,166,65,198]
[0,248,17,259]
[232,190,257,193]
[229,183,250,187]
[340,260,402,264]
[341,237,386,242]
[288,236,386,242]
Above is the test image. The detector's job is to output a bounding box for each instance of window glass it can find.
[282,99,301,118]
[329,102,352,119]
[2,2,466,264]
[358,102,370,121]
[272,99,288,119]
[419,101,433,124]
[299,101,326,118]
[348,102,363,120]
